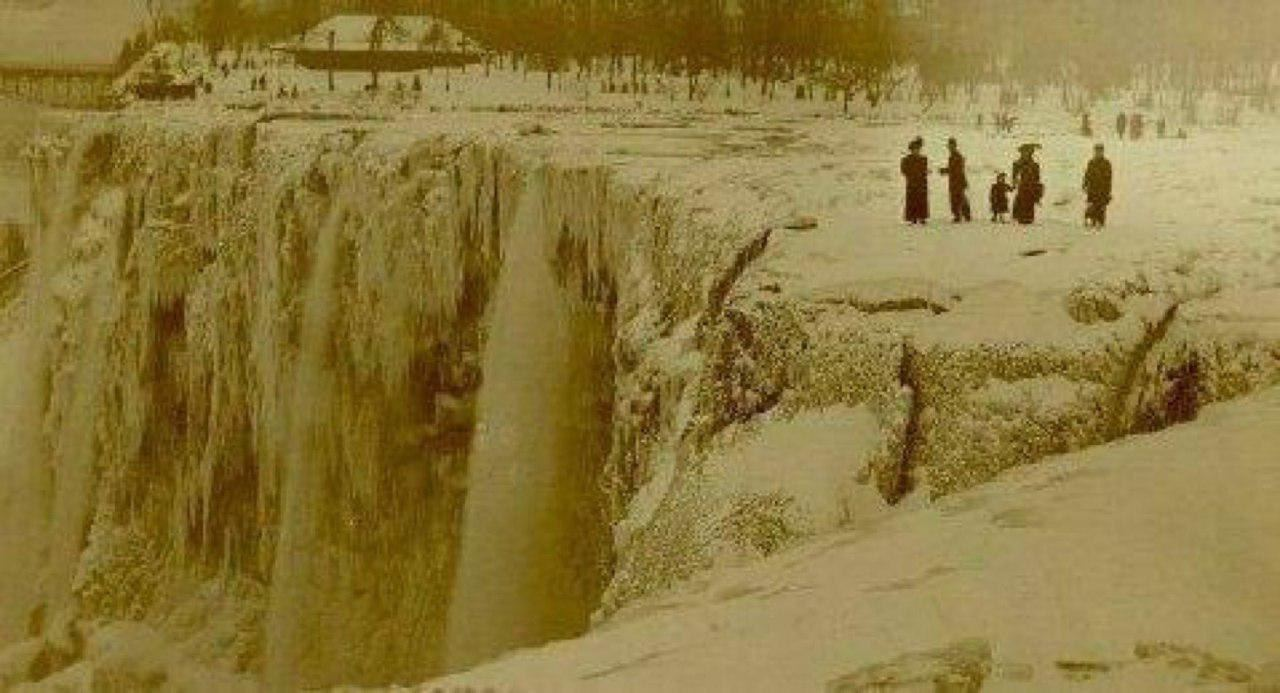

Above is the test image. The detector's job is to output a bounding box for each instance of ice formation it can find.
[0,112,737,687]
[0,108,1278,689]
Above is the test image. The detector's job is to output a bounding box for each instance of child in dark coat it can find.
[990,172,1012,223]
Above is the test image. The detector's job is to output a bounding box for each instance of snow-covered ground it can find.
[0,64,1278,690]
[423,385,1280,692]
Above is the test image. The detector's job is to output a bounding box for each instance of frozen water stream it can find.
[444,172,598,671]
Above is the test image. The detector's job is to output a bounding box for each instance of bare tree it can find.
[194,0,242,60]
[367,10,408,90]
[824,0,903,111]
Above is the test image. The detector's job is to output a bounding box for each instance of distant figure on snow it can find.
[995,112,1018,134]
[1130,113,1144,140]
[940,137,972,222]
[1157,117,1168,139]
[1012,143,1043,225]
[1116,112,1128,140]
[1083,144,1113,228]
[1081,112,1093,138]
[901,137,929,225]
[990,172,1012,223]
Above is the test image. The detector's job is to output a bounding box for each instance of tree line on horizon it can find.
[127,0,1280,111]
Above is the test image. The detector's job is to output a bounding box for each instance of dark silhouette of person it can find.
[1081,112,1093,137]
[901,137,929,225]
[1011,144,1043,225]
[990,172,1012,223]
[1083,144,1113,228]
[1130,113,1144,140]
[940,137,972,222]
[1116,112,1128,140]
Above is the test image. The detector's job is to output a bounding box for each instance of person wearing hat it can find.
[1082,143,1113,228]
[940,137,972,223]
[900,137,930,225]
[1011,143,1043,225]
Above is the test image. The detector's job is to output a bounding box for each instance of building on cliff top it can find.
[275,14,485,74]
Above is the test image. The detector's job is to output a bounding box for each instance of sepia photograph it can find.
[0,0,1278,690]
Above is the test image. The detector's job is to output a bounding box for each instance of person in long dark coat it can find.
[1083,144,1113,228]
[940,137,972,222]
[1011,144,1043,225]
[901,137,929,224]
[1116,112,1128,139]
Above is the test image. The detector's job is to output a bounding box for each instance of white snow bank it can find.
[704,406,888,537]
[427,386,1280,692]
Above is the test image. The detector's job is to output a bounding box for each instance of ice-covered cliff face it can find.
[4,120,518,687]
[0,112,771,688]
[2,111,1279,690]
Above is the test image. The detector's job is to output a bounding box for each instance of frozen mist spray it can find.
[0,136,111,645]
[264,201,347,690]
[442,170,595,672]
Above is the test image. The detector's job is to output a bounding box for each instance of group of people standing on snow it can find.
[900,137,1112,228]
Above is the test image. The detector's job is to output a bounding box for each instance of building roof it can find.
[297,15,483,54]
